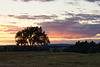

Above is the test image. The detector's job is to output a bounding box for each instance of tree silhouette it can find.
[65,40,100,53]
[15,26,50,46]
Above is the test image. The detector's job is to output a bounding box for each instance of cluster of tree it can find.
[1,40,100,53]
[15,26,50,46]
[0,45,64,52]
[64,41,100,53]
[0,46,49,52]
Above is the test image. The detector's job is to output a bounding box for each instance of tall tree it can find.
[15,26,50,46]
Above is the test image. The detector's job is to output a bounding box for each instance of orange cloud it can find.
[0,40,15,45]
[47,31,88,39]
[0,25,24,45]
[0,25,24,34]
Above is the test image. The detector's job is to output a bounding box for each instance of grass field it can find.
[0,52,100,67]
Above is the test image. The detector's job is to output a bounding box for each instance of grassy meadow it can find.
[0,52,100,67]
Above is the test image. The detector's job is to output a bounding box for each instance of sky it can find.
[0,0,100,45]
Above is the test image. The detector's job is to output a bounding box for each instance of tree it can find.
[15,26,50,46]
[15,31,27,46]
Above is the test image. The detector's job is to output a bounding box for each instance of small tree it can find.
[15,26,50,46]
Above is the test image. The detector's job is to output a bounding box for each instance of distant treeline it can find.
[0,46,49,52]
[1,41,100,53]
[64,41,100,53]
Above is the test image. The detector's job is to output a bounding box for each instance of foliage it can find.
[64,41,100,53]
[15,26,50,46]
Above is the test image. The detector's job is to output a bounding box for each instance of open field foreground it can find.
[0,52,100,67]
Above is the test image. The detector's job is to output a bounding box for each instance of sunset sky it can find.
[0,0,100,45]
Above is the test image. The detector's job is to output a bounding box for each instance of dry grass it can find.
[0,52,100,67]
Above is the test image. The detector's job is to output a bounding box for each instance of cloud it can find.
[8,22,17,24]
[91,10,100,13]
[85,0,100,2]
[67,1,79,6]
[0,40,15,45]
[85,0,100,6]
[13,0,54,2]
[8,14,58,20]
[66,0,100,6]
[8,15,35,20]
[76,14,100,19]
[38,21,88,39]
[0,40,15,43]
[0,25,24,45]
[0,25,24,34]
[66,13,100,20]
[7,13,100,38]
[34,15,58,19]
[38,13,100,39]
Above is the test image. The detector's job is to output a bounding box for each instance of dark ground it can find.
[0,52,100,67]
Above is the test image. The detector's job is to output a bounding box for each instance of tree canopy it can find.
[64,40,100,53]
[15,26,50,46]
